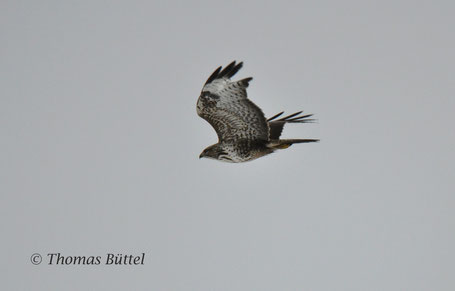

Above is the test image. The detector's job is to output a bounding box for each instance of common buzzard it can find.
[197,61,318,162]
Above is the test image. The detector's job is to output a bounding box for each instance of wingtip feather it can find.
[204,66,222,85]
[204,61,245,85]
[267,111,284,121]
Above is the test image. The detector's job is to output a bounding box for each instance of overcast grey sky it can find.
[1,1,454,290]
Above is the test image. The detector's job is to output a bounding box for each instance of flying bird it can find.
[197,61,318,163]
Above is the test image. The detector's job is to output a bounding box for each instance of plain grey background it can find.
[1,1,454,290]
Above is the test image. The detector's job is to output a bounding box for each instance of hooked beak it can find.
[199,153,204,159]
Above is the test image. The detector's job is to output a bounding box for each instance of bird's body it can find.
[197,61,318,163]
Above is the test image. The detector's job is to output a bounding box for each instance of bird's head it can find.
[199,144,232,162]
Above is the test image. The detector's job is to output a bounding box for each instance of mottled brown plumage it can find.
[197,61,318,163]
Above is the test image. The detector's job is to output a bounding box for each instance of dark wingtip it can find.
[281,111,303,120]
[288,114,314,122]
[297,139,320,143]
[278,112,317,123]
[267,111,284,121]
[218,61,236,78]
[226,61,243,78]
[204,66,222,85]
[204,61,244,85]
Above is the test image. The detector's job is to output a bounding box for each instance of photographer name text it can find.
[45,253,145,265]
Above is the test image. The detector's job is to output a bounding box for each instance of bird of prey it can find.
[197,61,318,163]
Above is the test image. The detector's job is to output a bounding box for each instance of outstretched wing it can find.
[197,61,269,142]
[267,111,315,140]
